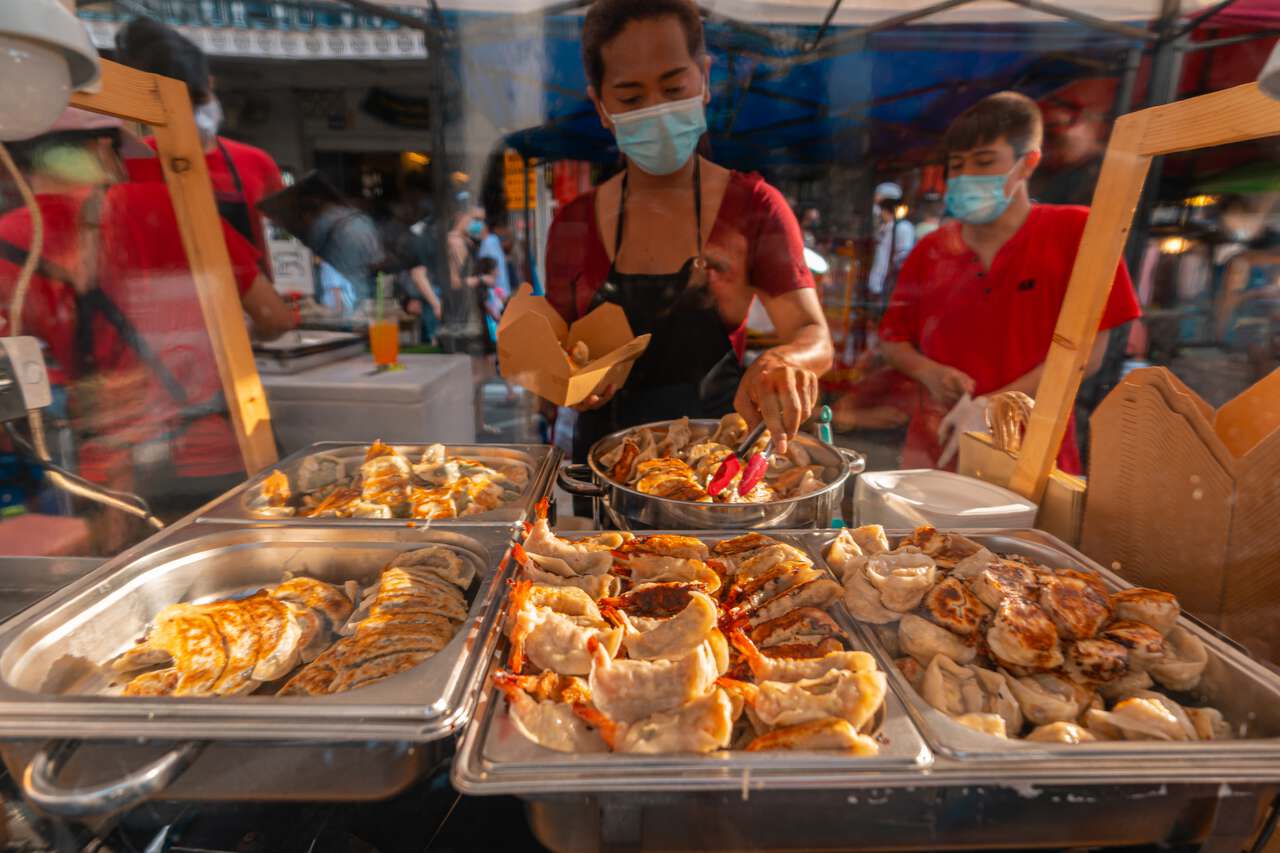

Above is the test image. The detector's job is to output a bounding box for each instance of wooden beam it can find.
[69,60,169,128]
[1137,82,1280,156]
[1008,112,1153,502]
[148,76,278,474]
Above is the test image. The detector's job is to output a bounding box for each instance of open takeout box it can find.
[497,283,650,407]
[1081,366,1280,663]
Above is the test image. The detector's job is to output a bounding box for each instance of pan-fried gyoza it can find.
[824,524,1228,744]
[248,441,528,520]
[496,510,887,755]
[111,546,472,698]
[596,415,831,505]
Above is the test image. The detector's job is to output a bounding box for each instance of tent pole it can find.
[1175,0,1240,39]
[1185,29,1280,52]
[809,0,846,51]
[1002,0,1157,42]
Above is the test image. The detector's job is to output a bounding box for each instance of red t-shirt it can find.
[0,185,260,482]
[879,204,1141,474]
[544,170,814,359]
[138,135,284,260]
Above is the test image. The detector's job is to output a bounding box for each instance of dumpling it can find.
[900,526,983,569]
[899,614,975,665]
[920,655,1022,735]
[734,544,813,580]
[612,590,717,661]
[523,519,614,575]
[1064,638,1129,684]
[847,524,890,556]
[1002,671,1092,727]
[1185,706,1232,741]
[1085,695,1194,742]
[731,668,887,731]
[824,529,864,580]
[842,562,899,625]
[864,553,937,612]
[986,598,1064,672]
[296,452,346,493]
[1146,625,1208,692]
[588,640,720,724]
[952,551,1038,611]
[1038,575,1111,640]
[953,713,1008,738]
[605,687,735,755]
[1098,668,1155,702]
[619,554,723,596]
[1100,621,1165,671]
[922,577,989,637]
[1025,721,1096,744]
[1110,588,1180,636]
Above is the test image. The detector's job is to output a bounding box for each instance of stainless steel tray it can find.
[195,441,561,528]
[807,528,1280,764]
[0,557,103,624]
[452,530,933,796]
[0,523,516,743]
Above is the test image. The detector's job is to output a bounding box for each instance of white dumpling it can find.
[1185,706,1232,741]
[864,553,937,612]
[1025,721,1096,744]
[1130,690,1198,739]
[953,713,1008,738]
[899,614,975,666]
[1110,588,1180,636]
[523,519,614,576]
[1147,625,1208,692]
[920,655,1022,735]
[842,562,899,625]
[1002,671,1090,727]
[523,562,621,601]
[611,687,734,754]
[615,590,717,661]
[848,525,890,556]
[1085,696,1194,742]
[503,688,607,753]
[824,530,864,581]
[1098,669,1154,702]
[588,641,720,724]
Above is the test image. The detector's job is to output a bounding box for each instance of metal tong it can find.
[707,420,772,497]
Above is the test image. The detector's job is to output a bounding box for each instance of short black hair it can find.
[115,17,212,103]
[581,0,705,91]
[944,91,1043,158]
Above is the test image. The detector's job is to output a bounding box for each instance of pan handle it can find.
[22,738,207,818]
[838,447,867,476]
[557,463,606,498]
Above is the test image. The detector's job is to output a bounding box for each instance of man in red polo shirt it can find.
[879,91,1140,474]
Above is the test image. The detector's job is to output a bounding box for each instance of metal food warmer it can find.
[0,521,517,816]
[453,529,1280,852]
[197,441,562,529]
[557,419,866,530]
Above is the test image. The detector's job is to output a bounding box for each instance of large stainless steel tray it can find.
[196,441,561,528]
[452,530,933,797]
[0,523,515,740]
[807,528,1280,765]
[0,523,516,814]
[557,420,865,530]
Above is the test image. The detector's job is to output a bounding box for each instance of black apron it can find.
[572,159,744,465]
[215,139,271,279]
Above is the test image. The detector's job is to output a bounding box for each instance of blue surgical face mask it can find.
[194,97,223,149]
[466,219,484,238]
[945,159,1023,224]
[608,93,707,176]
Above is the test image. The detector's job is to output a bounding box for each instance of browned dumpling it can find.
[986,598,1064,672]
[898,526,983,569]
[968,558,1039,611]
[1100,621,1166,671]
[923,577,989,637]
[1053,568,1111,600]
[1065,638,1129,684]
[1038,575,1111,640]
[1111,588,1180,636]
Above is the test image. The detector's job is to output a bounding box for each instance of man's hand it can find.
[936,392,989,468]
[920,362,976,407]
[734,351,820,455]
[572,383,617,412]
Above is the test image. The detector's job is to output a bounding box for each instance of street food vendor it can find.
[545,0,832,462]
[879,91,1141,473]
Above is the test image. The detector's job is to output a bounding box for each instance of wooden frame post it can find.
[68,59,278,474]
[1009,82,1280,502]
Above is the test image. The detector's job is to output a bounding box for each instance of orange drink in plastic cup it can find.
[369,319,399,367]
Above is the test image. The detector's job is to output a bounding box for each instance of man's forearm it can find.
[769,322,833,375]
[880,340,935,382]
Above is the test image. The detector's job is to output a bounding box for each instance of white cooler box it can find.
[260,353,475,455]
[854,469,1038,530]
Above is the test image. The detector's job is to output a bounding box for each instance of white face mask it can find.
[194,97,223,148]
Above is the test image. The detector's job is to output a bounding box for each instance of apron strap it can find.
[216,138,249,201]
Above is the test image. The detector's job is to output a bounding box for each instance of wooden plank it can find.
[1138,82,1280,156]
[149,76,278,474]
[1008,112,1153,502]
[69,60,169,128]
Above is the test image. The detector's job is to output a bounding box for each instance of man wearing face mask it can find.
[546,0,831,469]
[879,92,1141,473]
[115,17,285,267]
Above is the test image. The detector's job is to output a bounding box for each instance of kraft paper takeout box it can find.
[1081,366,1280,663]
[497,283,651,407]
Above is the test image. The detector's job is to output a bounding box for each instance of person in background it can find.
[115,17,284,267]
[868,182,914,303]
[878,92,1140,473]
[1030,83,1112,207]
[441,207,497,434]
[478,215,512,338]
[800,206,822,249]
[0,110,292,550]
[1213,194,1280,382]
[305,198,385,315]
[914,195,945,240]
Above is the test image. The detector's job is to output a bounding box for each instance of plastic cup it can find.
[369,319,399,367]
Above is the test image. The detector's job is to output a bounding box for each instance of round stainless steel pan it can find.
[557,419,865,530]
